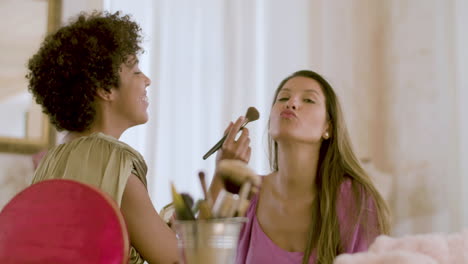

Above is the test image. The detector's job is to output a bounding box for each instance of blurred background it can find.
[0,0,467,237]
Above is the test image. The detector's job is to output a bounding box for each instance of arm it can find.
[209,116,252,201]
[121,174,179,264]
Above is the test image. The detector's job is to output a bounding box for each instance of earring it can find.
[323,132,330,139]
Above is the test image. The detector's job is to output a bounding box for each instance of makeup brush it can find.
[215,160,260,217]
[170,183,195,220]
[197,200,213,219]
[211,189,239,218]
[217,159,261,190]
[197,171,214,219]
[202,106,260,160]
[236,181,252,217]
[198,171,212,206]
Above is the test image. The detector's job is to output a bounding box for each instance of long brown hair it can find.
[268,70,390,264]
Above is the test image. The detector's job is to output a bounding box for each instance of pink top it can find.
[236,180,379,264]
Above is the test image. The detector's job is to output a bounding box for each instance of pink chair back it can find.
[0,179,129,264]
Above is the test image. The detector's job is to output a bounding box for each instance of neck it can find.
[61,112,128,144]
[272,141,321,199]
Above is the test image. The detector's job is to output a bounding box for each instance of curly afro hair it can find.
[26,11,143,132]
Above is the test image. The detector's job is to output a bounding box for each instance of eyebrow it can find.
[280,88,320,95]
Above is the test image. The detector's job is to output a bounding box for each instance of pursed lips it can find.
[280,109,297,118]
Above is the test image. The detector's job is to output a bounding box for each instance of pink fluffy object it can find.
[333,230,468,264]
[334,251,437,264]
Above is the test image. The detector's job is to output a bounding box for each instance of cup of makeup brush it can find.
[174,217,247,264]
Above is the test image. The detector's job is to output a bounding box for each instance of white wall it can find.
[455,0,468,228]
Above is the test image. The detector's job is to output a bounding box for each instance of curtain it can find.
[108,0,315,209]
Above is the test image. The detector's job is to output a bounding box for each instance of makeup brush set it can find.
[171,160,260,221]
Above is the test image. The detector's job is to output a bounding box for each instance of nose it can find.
[145,74,151,87]
[286,99,297,110]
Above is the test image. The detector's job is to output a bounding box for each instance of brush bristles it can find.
[246,107,260,122]
[218,159,261,186]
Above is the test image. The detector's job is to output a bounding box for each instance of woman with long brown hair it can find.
[212,70,390,264]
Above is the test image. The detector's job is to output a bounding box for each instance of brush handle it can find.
[202,134,227,160]
[211,189,239,218]
[235,181,251,217]
[198,172,213,207]
[238,181,251,201]
[202,120,249,160]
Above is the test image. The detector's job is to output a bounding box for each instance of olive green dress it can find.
[32,133,147,264]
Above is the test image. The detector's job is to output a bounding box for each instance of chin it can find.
[270,126,296,136]
[138,116,149,125]
[139,110,149,122]
[131,115,149,127]
[272,131,316,143]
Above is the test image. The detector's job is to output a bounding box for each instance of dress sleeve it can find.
[337,180,381,253]
[84,134,148,205]
[32,133,148,207]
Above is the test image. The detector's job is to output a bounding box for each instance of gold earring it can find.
[323,132,330,139]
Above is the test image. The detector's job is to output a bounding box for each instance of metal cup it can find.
[174,217,248,264]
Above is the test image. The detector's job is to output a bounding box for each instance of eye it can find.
[304,98,315,103]
[134,71,142,75]
[277,97,289,102]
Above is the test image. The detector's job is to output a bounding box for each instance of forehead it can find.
[279,76,324,96]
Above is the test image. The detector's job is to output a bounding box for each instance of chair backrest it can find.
[0,179,129,264]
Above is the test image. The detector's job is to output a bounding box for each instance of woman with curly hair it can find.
[28,11,178,264]
[212,70,390,264]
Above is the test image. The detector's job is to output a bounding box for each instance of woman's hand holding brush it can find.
[204,106,259,162]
